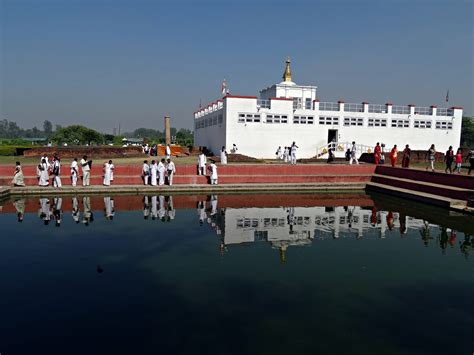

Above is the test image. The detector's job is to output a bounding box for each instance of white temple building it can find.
[194,59,464,159]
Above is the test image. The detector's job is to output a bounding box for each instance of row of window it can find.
[232,113,454,130]
[195,113,223,129]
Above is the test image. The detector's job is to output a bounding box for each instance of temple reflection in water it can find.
[1,193,472,259]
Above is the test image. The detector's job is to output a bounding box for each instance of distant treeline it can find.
[0,119,194,146]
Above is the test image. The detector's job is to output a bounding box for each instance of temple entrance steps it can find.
[366,166,474,211]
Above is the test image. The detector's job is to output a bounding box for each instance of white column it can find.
[386,102,392,114]
[362,102,369,113]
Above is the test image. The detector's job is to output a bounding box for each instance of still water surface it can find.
[0,192,473,355]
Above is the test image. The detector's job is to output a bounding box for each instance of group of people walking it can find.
[275,142,299,164]
[141,158,176,186]
[12,154,115,187]
[373,142,473,174]
[198,152,218,184]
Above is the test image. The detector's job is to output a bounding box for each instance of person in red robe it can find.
[374,142,381,165]
[389,145,398,167]
[402,144,411,168]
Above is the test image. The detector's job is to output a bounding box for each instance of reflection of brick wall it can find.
[23,146,143,158]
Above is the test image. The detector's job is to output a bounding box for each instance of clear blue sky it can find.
[1,0,473,133]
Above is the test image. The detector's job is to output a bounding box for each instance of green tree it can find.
[175,128,194,146]
[43,120,53,135]
[461,116,474,148]
[51,125,104,145]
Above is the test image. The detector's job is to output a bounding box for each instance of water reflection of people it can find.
[143,196,151,220]
[158,195,166,221]
[210,195,218,216]
[104,197,114,220]
[82,196,93,226]
[420,220,432,246]
[197,201,206,226]
[13,198,25,222]
[439,227,448,254]
[52,197,62,227]
[399,212,407,236]
[167,196,175,221]
[460,234,471,259]
[151,196,158,220]
[386,211,394,231]
[72,197,80,223]
[39,198,52,225]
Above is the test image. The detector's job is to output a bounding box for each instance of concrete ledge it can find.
[366,182,472,214]
[2,183,367,198]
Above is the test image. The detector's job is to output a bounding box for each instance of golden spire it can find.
[282,57,292,82]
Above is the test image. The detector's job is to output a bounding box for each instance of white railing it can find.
[391,105,410,114]
[316,141,373,157]
[436,108,454,117]
[319,102,339,111]
[257,99,271,109]
[414,107,431,115]
[344,103,364,112]
[368,104,386,113]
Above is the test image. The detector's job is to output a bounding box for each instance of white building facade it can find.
[194,59,464,159]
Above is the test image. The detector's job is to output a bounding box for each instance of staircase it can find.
[367,166,474,209]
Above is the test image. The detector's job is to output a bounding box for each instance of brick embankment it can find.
[367,166,474,214]
[0,164,375,187]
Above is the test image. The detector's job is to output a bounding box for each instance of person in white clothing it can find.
[38,159,49,186]
[72,197,80,223]
[290,142,298,165]
[165,144,171,159]
[52,156,62,188]
[283,147,290,162]
[151,195,158,219]
[142,160,150,185]
[198,152,206,175]
[220,146,228,165]
[41,154,50,169]
[150,160,158,186]
[109,160,114,182]
[209,160,218,185]
[275,146,282,160]
[349,141,359,165]
[166,159,176,186]
[70,158,78,186]
[103,161,112,186]
[80,155,91,186]
[158,159,166,186]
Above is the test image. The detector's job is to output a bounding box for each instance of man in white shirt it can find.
[166,159,176,186]
[80,155,91,186]
[52,155,62,188]
[142,160,150,185]
[158,159,166,186]
[198,152,206,175]
[165,144,171,159]
[349,141,359,165]
[290,142,298,165]
[209,160,218,185]
[70,158,78,186]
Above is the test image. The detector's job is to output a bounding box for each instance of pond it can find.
[0,192,473,355]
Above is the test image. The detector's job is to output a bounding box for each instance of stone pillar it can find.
[362,101,369,113]
[164,115,171,145]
